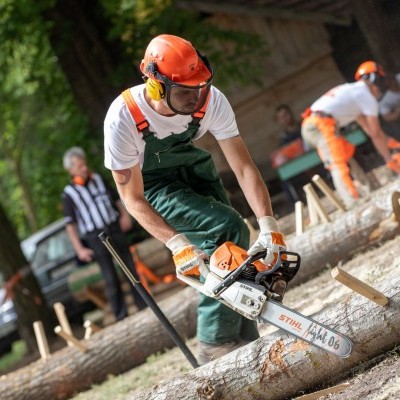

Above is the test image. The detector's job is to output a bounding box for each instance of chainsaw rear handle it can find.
[255,250,301,285]
[212,250,300,297]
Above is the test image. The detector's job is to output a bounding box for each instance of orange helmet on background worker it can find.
[354,61,388,95]
[140,34,214,115]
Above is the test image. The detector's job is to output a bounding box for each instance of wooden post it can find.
[312,174,346,212]
[295,201,304,236]
[304,185,319,226]
[295,382,350,399]
[392,191,400,222]
[33,321,50,360]
[332,266,389,306]
[54,326,88,353]
[304,184,330,224]
[53,302,74,347]
[84,320,101,339]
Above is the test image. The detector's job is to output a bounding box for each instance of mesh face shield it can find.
[150,53,214,115]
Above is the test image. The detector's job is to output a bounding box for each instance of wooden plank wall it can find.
[195,14,346,181]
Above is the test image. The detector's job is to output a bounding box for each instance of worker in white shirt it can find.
[302,61,400,206]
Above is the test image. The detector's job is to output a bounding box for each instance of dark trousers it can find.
[84,222,147,320]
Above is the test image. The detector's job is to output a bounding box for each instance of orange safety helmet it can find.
[140,34,214,115]
[354,61,388,94]
[354,61,385,81]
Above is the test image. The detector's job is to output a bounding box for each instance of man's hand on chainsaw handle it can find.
[247,216,286,266]
[166,233,208,277]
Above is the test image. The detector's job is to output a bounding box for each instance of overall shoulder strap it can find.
[122,89,151,137]
[191,92,211,125]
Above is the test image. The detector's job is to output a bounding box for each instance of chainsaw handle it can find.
[211,251,268,296]
[255,250,301,285]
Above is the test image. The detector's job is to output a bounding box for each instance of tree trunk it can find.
[0,287,199,400]
[0,203,52,352]
[43,0,142,133]
[286,179,400,286]
[352,0,400,72]
[131,264,400,400]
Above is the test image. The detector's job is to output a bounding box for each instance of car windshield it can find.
[32,229,75,270]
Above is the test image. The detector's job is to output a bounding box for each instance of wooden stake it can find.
[312,174,346,212]
[332,267,389,306]
[304,185,319,226]
[54,326,88,353]
[83,320,101,339]
[53,302,73,346]
[33,321,50,360]
[295,201,304,236]
[304,184,330,224]
[295,382,350,399]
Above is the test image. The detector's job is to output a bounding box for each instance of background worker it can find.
[301,61,400,207]
[275,104,303,147]
[62,147,147,321]
[379,73,400,137]
[273,104,309,203]
[104,34,285,364]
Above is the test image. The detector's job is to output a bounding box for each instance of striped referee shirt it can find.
[62,173,119,236]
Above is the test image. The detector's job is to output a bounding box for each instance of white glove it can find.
[247,216,286,266]
[166,234,208,277]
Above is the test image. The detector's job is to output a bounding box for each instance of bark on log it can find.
[130,264,400,400]
[0,287,199,400]
[286,179,400,286]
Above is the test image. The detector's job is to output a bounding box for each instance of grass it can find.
[71,343,195,400]
[0,340,27,373]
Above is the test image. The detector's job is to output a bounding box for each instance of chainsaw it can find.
[176,242,353,358]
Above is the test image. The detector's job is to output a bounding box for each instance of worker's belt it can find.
[310,111,334,119]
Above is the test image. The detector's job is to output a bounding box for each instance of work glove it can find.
[166,234,208,277]
[247,216,286,266]
[387,153,400,175]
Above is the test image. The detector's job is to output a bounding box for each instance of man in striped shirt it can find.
[62,147,146,321]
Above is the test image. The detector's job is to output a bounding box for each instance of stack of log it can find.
[0,173,399,400]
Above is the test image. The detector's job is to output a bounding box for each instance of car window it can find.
[32,229,75,270]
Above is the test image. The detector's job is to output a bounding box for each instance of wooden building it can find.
[176,0,400,215]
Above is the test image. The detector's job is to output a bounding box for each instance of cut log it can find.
[287,179,400,286]
[0,287,198,400]
[130,264,400,400]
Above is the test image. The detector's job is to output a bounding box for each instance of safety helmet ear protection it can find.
[143,61,165,101]
[355,61,388,94]
[145,76,165,101]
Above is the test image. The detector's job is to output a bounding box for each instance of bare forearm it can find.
[122,196,177,243]
[237,166,273,219]
[66,224,84,253]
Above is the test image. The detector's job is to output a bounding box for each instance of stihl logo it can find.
[279,314,302,331]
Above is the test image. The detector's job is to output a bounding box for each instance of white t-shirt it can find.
[379,73,400,115]
[310,81,378,127]
[104,84,239,170]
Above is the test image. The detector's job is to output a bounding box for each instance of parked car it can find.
[0,280,19,354]
[0,219,95,354]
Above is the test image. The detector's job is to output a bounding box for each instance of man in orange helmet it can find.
[104,34,285,364]
[302,61,400,206]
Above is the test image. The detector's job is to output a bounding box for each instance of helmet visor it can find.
[152,52,214,115]
[166,83,211,115]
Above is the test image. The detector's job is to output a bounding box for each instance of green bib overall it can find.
[124,93,259,344]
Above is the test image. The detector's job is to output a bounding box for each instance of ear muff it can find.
[146,78,165,101]
[73,171,92,186]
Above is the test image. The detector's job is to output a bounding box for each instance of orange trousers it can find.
[302,115,359,201]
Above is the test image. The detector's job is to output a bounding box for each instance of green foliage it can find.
[0,0,95,238]
[100,0,265,88]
